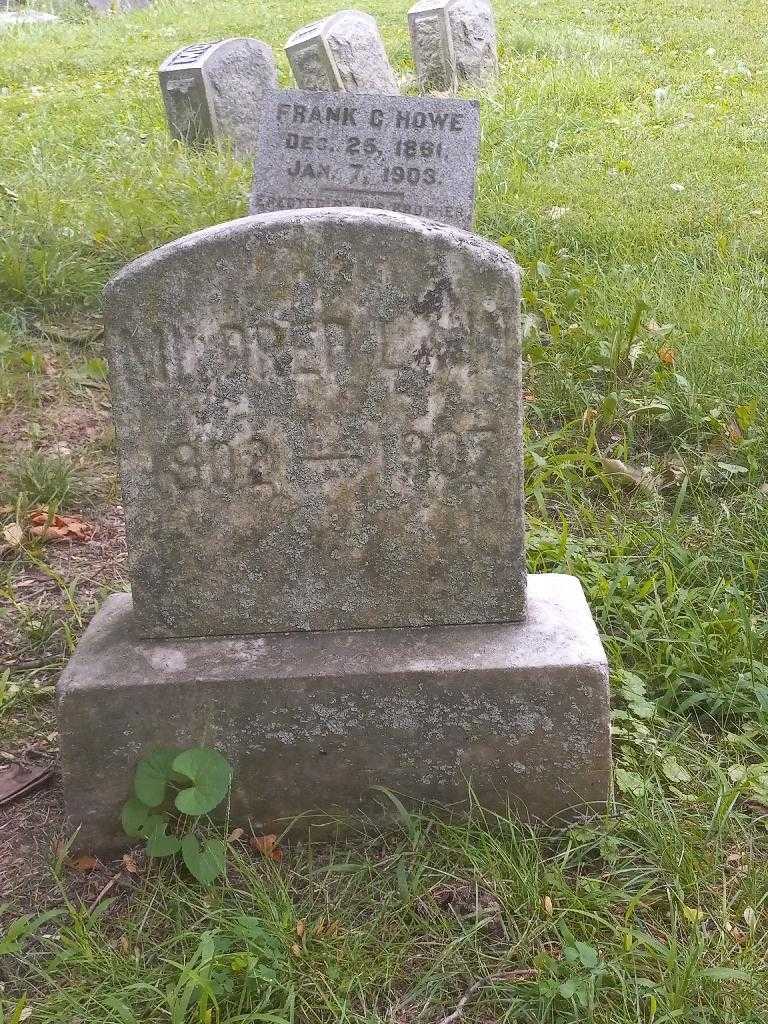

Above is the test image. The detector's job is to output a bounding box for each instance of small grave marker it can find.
[409,0,498,91]
[286,10,399,95]
[250,89,479,230]
[88,0,151,12]
[159,38,277,157]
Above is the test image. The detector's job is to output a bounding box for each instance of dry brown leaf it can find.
[600,456,657,495]
[121,853,141,875]
[249,833,283,861]
[725,922,748,944]
[3,523,24,547]
[27,508,95,544]
[69,854,99,872]
[725,420,742,443]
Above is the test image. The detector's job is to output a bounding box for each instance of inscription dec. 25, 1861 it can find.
[104,209,524,639]
[249,89,479,230]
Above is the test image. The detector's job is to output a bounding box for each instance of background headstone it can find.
[250,89,479,229]
[88,0,151,12]
[0,8,58,25]
[286,10,399,95]
[159,38,277,157]
[409,0,498,90]
[104,209,524,639]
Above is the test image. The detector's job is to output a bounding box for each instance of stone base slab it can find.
[58,574,611,853]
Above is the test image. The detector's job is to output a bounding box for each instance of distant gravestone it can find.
[88,0,151,12]
[159,38,277,157]
[250,89,479,230]
[104,209,524,639]
[0,9,59,25]
[408,0,498,91]
[286,10,398,95]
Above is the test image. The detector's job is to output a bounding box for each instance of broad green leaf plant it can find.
[121,747,232,886]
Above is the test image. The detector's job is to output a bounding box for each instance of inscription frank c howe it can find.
[104,209,524,639]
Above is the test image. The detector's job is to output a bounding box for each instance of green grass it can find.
[2,0,768,1020]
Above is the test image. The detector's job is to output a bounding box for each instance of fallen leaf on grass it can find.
[121,853,142,875]
[68,854,99,873]
[430,882,503,933]
[28,508,95,544]
[249,833,283,860]
[3,523,24,547]
[725,922,747,944]
[599,457,657,495]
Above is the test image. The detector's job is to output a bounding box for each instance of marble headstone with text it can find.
[104,209,524,639]
[409,0,498,91]
[285,10,398,95]
[250,90,479,230]
[159,38,277,157]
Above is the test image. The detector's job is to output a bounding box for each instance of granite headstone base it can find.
[58,575,611,853]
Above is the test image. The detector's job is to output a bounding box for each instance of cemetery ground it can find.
[1,0,768,1020]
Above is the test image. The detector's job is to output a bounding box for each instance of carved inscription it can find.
[105,211,523,638]
[250,90,479,230]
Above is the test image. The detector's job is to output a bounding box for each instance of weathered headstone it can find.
[408,0,498,91]
[88,0,151,12]
[58,209,611,852]
[159,38,277,157]
[286,10,399,95]
[250,89,479,229]
[104,210,524,638]
[0,9,59,25]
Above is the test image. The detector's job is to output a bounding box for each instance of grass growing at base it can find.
[8,759,768,1024]
[2,0,768,1020]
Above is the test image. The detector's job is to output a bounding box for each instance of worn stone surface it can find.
[104,209,523,639]
[408,0,498,90]
[59,575,612,853]
[88,0,151,12]
[159,38,277,157]
[249,89,479,229]
[286,10,398,95]
[0,9,59,25]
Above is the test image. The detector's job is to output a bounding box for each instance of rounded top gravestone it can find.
[285,10,399,95]
[104,209,524,639]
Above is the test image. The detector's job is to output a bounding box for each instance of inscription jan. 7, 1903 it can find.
[104,209,523,639]
[250,90,479,230]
